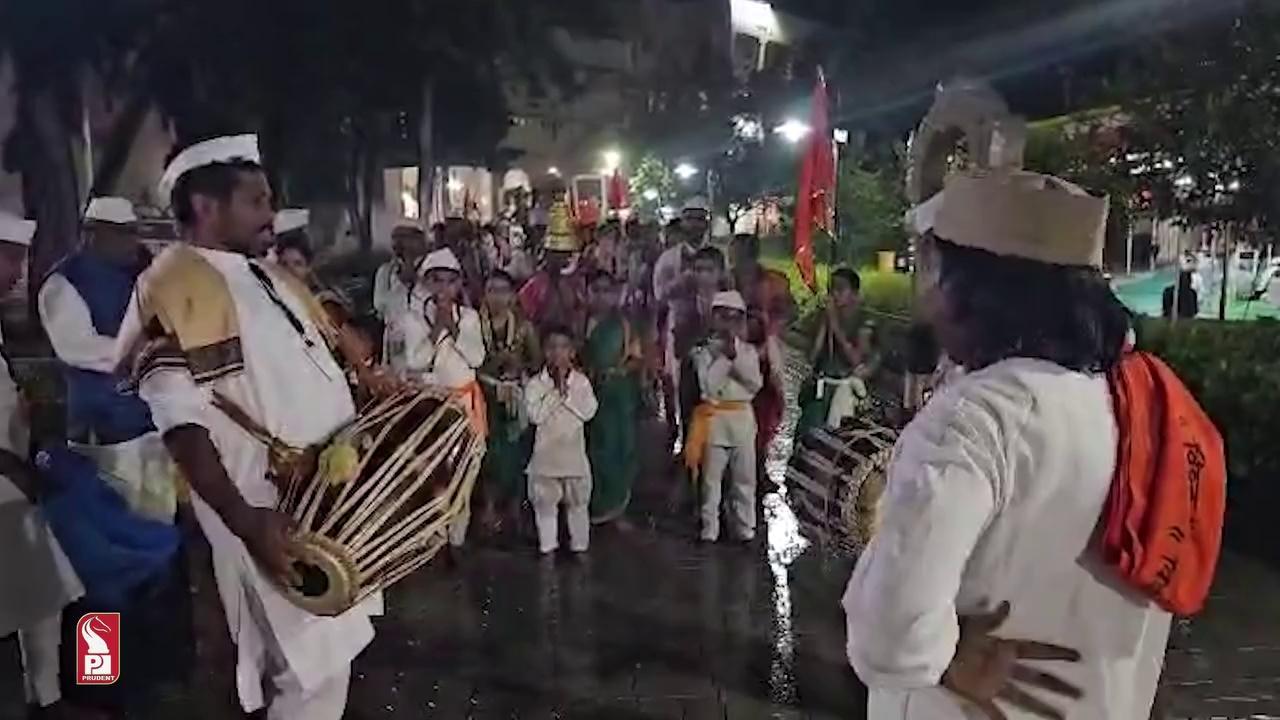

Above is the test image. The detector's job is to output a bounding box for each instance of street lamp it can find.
[642,188,660,202]
[773,119,811,144]
[674,162,699,181]
[602,149,622,174]
[547,166,561,176]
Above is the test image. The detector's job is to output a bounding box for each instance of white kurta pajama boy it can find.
[690,311,763,541]
[401,248,486,547]
[524,368,597,554]
[116,244,382,719]
[844,170,1173,719]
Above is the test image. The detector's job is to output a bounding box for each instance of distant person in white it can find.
[844,171,1172,719]
[0,211,84,714]
[373,225,429,372]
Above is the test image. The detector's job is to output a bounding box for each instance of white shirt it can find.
[373,261,427,372]
[401,301,484,389]
[525,369,597,478]
[692,338,763,448]
[117,247,379,712]
[38,273,118,373]
[653,244,688,306]
[843,358,1171,720]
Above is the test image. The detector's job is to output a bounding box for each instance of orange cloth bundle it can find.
[453,380,489,442]
[683,400,749,483]
[1102,351,1226,615]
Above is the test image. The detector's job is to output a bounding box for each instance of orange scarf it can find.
[683,400,749,483]
[453,380,489,442]
[1101,351,1225,615]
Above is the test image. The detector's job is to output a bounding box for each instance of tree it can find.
[835,146,908,267]
[628,154,674,219]
[1110,1,1280,317]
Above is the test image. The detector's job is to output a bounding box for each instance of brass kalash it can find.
[219,385,483,616]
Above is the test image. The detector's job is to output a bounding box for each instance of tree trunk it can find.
[1218,225,1230,321]
[417,78,435,226]
[19,85,81,304]
[89,93,151,198]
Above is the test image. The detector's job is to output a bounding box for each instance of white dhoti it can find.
[816,375,868,429]
[529,475,591,553]
[18,612,64,707]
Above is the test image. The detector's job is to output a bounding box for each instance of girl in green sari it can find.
[583,271,644,527]
[797,268,874,437]
[478,270,541,535]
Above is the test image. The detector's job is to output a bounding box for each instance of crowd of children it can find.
[307,194,880,557]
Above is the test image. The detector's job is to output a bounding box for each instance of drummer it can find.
[115,134,384,720]
[401,247,486,550]
[0,211,85,717]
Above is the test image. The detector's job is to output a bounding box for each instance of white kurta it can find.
[401,301,484,389]
[691,339,763,448]
[525,369,597,479]
[118,247,380,712]
[372,261,427,373]
[843,358,1171,720]
[0,335,83,637]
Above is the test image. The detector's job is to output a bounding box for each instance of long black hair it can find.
[931,236,1131,374]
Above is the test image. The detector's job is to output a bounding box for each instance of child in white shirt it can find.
[686,291,763,542]
[525,324,598,555]
[402,247,486,548]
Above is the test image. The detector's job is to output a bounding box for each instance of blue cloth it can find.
[54,251,155,443]
[36,446,179,608]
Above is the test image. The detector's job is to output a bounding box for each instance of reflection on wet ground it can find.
[2,349,1280,718]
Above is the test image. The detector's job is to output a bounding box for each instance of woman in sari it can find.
[478,270,541,535]
[797,268,871,437]
[583,271,644,527]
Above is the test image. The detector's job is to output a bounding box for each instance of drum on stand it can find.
[786,415,897,557]
[275,387,483,616]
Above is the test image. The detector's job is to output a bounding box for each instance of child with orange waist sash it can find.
[684,291,763,543]
[402,248,487,550]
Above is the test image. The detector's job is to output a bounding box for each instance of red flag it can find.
[793,69,833,290]
[607,170,629,211]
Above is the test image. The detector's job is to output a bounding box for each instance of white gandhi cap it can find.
[928,169,1109,268]
[421,248,462,275]
[0,210,36,247]
[84,196,137,225]
[711,290,747,312]
[158,134,261,207]
[273,209,310,235]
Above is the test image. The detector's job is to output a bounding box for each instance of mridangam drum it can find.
[786,417,897,557]
[275,387,483,615]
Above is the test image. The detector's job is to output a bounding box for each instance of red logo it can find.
[75,613,120,685]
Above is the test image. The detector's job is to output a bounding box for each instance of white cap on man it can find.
[711,290,747,313]
[421,248,462,275]
[157,134,261,206]
[84,196,137,225]
[0,210,36,247]
[273,209,310,236]
[929,169,1109,268]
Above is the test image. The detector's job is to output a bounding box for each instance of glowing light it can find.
[773,119,811,144]
[733,114,764,142]
[446,178,464,192]
[602,149,622,173]
[547,166,561,176]
[832,128,849,144]
[642,188,660,201]
[674,163,699,180]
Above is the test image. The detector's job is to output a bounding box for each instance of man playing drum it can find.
[115,134,384,720]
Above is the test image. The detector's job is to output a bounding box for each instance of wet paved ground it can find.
[5,350,1280,718]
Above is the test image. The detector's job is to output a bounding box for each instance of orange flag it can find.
[793,69,833,290]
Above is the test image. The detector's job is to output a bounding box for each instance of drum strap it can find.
[210,391,310,481]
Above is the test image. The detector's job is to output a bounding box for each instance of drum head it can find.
[280,533,360,617]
